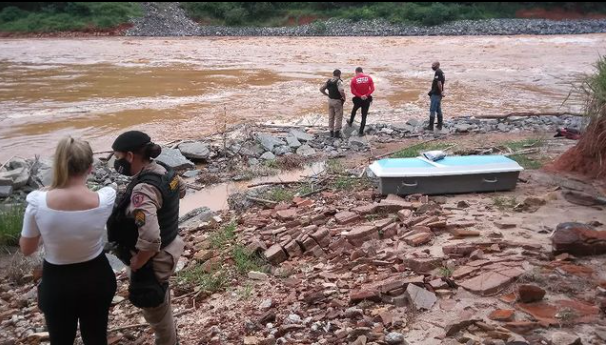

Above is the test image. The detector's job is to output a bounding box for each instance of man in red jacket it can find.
[347,67,375,136]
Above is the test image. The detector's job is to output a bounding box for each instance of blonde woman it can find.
[20,137,117,345]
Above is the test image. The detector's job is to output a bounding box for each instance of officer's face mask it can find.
[114,152,134,176]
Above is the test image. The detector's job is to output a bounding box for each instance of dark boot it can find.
[334,131,341,139]
[329,131,334,138]
[427,116,435,131]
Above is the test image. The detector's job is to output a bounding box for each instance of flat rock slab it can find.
[459,268,523,296]
[156,147,195,170]
[0,185,13,198]
[178,142,212,160]
[552,222,606,256]
[516,299,600,325]
[405,283,436,310]
[289,129,314,142]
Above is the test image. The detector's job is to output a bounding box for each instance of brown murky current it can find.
[1,35,606,161]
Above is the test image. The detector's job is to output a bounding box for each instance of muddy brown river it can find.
[1,35,606,161]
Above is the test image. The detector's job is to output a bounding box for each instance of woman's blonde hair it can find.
[51,137,94,189]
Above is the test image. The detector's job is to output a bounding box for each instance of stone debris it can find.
[552,222,606,256]
[517,284,546,303]
[405,284,436,311]
[3,127,606,345]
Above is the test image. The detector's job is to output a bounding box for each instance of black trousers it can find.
[38,253,117,345]
[350,96,372,134]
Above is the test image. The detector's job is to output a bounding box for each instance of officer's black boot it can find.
[329,131,335,138]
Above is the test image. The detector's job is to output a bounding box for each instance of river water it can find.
[1,35,605,161]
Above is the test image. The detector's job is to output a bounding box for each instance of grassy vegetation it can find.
[232,244,266,274]
[333,176,356,190]
[0,3,142,33]
[178,222,266,293]
[208,222,237,249]
[503,138,547,169]
[391,141,453,158]
[439,266,453,278]
[503,138,545,152]
[177,266,229,293]
[182,2,606,27]
[236,283,254,300]
[575,56,606,169]
[326,159,345,175]
[0,205,24,247]
[263,187,295,202]
[509,154,544,170]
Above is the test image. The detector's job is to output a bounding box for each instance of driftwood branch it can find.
[246,196,278,206]
[247,181,300,188]
[300,187,327,198]
[0,155,16,171]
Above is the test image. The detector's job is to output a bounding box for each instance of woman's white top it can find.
[21,187,116,265]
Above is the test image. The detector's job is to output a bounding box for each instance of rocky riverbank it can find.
[0,113,587,205]
[125,4,606,37]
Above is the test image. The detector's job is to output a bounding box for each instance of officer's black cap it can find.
[112,131,151,152]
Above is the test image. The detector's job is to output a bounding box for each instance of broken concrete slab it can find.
[264,244,288,265]
[443,244,477,257]
[350,288,381,303]
[403,228,433,247]
[347,225,379,246]
[335,211,360,225]
[276,209,297,221]
[459,271,517,296]
[405,257,443,274]
[405,283,436,310]
[352,204,378,215]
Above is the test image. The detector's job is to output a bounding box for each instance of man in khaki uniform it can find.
[320,69,346,138]
[109,130,187,345]
[126,161,186,345]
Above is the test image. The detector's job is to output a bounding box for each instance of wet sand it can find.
[1,35,605,161]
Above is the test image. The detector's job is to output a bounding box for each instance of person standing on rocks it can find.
[427,61,446,131]
[107,131,186,345]
[320,69,346,138]
[20,137,117,344]
[348,67,375,136]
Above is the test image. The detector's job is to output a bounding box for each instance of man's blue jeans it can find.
[429,94,443,129]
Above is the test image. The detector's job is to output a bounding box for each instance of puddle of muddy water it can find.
[179,161,326,215]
